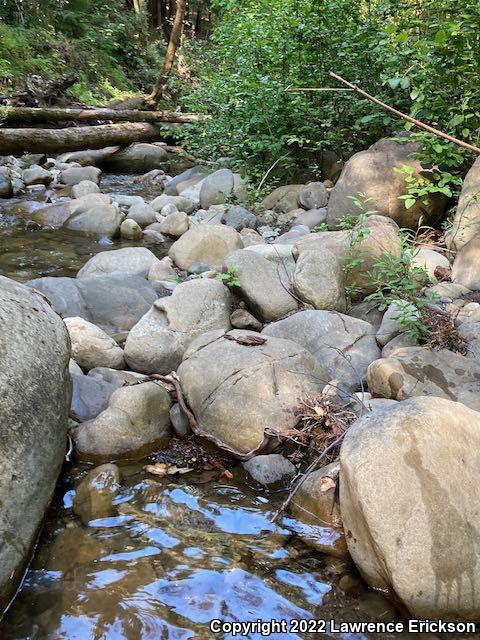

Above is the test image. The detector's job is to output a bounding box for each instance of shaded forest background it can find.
[0,0,479,181]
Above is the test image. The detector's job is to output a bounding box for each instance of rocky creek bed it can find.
[1,140,480,638]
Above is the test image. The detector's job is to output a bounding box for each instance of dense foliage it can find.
[179,0,480,179]
[0,0,162,102]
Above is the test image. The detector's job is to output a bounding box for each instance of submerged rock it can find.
[0,276,70,609]
[73,464,122,525]
[340,396,480,618]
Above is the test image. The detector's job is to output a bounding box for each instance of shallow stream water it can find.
[0,174,408,640]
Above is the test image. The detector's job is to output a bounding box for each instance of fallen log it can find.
[0,122,171,154]
[0,106,203,124]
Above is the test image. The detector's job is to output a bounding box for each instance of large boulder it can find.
[27,274,157,334]
[340,396,480,618]
[100,143,169,173]
[72,382,171,461]
[446,157,480,251]
[367,346,480,411]
[77,247,161,279]
[65,317,125,371]
[63,200,122,237]
[263,310,380,389]
[224,249,298,322]
[57,146,120,167]
[327,138,448,230]
[124,279,232,374]
[177,329,326,455]
[294,216,401,299]
[292,248,346,311]
[0,276,70,609]
[169,224,243,271]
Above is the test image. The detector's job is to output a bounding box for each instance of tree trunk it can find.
[147,0,187,106]
[0,122,167,154]
[0,107,202,124]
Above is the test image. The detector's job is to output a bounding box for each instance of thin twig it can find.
[328,72,480,155]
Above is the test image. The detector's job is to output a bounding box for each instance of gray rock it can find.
[124,279,232,374]
[452,235,480,290]
[376,300,419,347]
[71,180,100,198]
[126,203,157,228]
[293,248,346,311]
[169,403,191,438]
[77,247,161,279]
[64,316,125,371]
[367,346,480,411]
[340,396,480,618]
[243,454,296,485]
[57,146,120,167]
[298,182,328,210]
[446,157,480,251]
[64,201,122,237]
[223,205,257,230]
[70,372,123,422]
[59,166,101,186]
[0,277,70,609]
[292,208,327,229]
[101,143,169,172]
[169,224,243,271]
[158,211,189,237]
[178,330,326,455]
[164,166,208,196]
[230,308,263,331]
[240,228,265,247]
[261,185,302,213]
[150,194,195,214]
[247,244,295,277]
[72,382,171,461]
[0,175,13,198]
[263,310,380,389]
[199,168,234,209]
[22,165,53,186]
[110,194,144,209]
[73,464,121,525]
[224,249,298,322]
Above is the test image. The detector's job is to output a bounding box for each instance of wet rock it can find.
[452,235,480,290]
[169,224,243,271]
[150,194,195,214]
[230,308,263,331]
[223,205,257,230]
[327,138,448,230]
[263,310,380,389]
[59,166,102,186]
[46,528,105,572]
[71,180,100,198]
[65,317,125,371]
[169,403,191,438]
[70,372,123,422]
[224,249,298,322]
[340,396,480,618]
[243,454,296,485]
[293,248,346,311]
[73,464,122,525]
[158,211,189,237]
[199,168,234,209]
[101,143,169,172]
[367,346,480,411]
[178,329,326,455]
[120,218,143,240]
[298,182,328,210]
[0,276,70,609]
[446,157,480,251]
[22,165,53,186]
[124,279,232,374]
[126,202,157,227]
[261,185,302,213]
[0,173,13,198]
[77,247,161,279]
[72,382,171,461]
